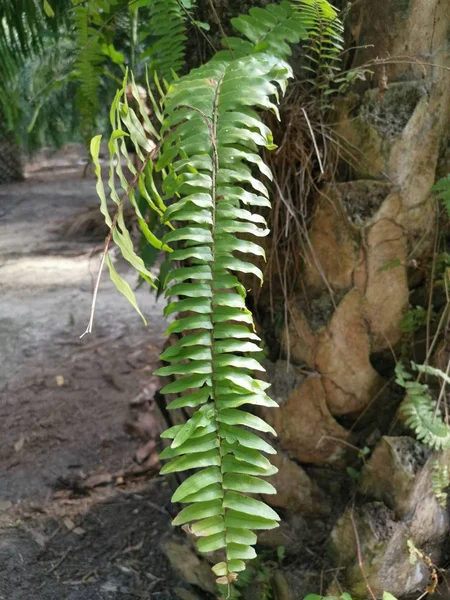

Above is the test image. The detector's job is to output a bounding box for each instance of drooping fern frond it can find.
[432,459,449,508]
[433,174,450,219]
[153,50,295,583]
[90,0,326,584]
[395,362,450,450]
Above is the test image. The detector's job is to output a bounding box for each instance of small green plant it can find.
[395,362,450,450]
[400,306,427,334]
[432,459,449,508]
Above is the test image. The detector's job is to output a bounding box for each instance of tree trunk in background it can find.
[0,132,24,184]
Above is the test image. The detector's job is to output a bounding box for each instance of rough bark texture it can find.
[267,0,450,597]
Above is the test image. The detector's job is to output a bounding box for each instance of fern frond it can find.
[295,0,344,91]
[433,175,450,219]
[141,0,191,81]
[86,71,170,327]
[224,1,309,60]
[73,4,106,143]
[218,0,343,93]
[153,50,294,582]
[411,362,450,385]
[92,0,329,583]
[395,363,450,450]
[295,1,343,61]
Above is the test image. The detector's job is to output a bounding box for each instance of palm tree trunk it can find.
[0,132,24,184]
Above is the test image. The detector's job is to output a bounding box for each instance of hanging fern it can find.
[88,0,342,585]
[395,362,450,451]
[152,48,297,584]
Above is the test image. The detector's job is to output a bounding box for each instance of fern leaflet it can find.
[395,363,450,450]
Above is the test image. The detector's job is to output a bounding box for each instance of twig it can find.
[47,547,72,574]
[175,0,216,53]
[316,435,363,455]
[425,203,439,369]
[350,511,377,600]
[80,149,157,338]
[302,107,324,174]
[207,0,235,59]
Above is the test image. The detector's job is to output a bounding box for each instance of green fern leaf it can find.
[141,0,192,81]
[153,47,293,582]
[395,363,450,450]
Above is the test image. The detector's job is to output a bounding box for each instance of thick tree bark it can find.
[255,1,450,597]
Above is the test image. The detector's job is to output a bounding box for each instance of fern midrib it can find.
[208,73,230,570]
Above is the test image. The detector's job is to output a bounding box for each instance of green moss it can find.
[361,82,427,140]
[396,0,410,18]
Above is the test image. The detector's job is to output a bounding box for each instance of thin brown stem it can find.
[80,148,157,338]
[207,0,235,59]
[425,204,439,369]
[350,511,377,600]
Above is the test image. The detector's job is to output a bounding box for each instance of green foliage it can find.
[400,306,427,333]
[395,362,450,450]
[0,0,63,60]
[153,44,294,581]
[296,0,344,86]
[142,0,190,81]
[224,2,309,60]
[89,0,345,584]
[1,0,190,148]
[433,174,450,219]
[432,459,449,508]
[73,3,107,144]
[87,71,169,326]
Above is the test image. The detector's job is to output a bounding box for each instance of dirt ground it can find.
[0,146,192,600]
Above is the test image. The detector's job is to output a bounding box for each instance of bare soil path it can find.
[0,146,188,600]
